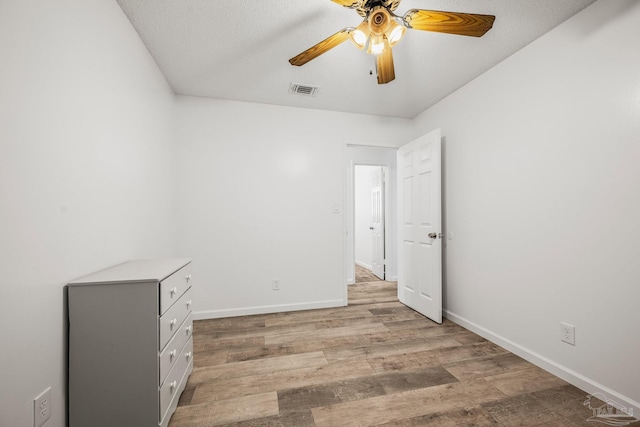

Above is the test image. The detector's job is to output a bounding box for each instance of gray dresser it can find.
[67,259,194,427]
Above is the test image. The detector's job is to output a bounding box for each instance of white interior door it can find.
[371,167,385,280]
[397,129,443,323]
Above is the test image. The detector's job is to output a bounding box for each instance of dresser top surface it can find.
[68,258,191,286]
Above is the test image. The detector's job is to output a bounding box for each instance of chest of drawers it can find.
[67,259,193,427]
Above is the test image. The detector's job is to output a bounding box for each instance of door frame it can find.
[344,145,398,293]
[354,164,387,279]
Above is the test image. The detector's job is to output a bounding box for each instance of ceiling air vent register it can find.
[289,83,319,97]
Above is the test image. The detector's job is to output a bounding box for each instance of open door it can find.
[371,167,385,280]
[397,129,443,323]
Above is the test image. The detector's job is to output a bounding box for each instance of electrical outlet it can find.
[561,322,575,346]
[272,279,280,290]
[34,387,52,427]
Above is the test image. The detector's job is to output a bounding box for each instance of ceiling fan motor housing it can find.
[356,0,399,17]
[369,6,391,35]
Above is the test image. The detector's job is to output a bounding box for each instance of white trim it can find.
[355,260,372,270]
[345,143,398,149]
[444,309,640,416]
[193,299,346,320]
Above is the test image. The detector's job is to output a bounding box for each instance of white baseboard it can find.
[355,260,372,270]
[193,299,346,320]
[444,309,640,417]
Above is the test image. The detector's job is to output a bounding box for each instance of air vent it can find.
[289,83,319,97]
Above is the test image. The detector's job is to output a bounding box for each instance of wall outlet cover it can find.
[560,322,575,346]
[34,387,52,427]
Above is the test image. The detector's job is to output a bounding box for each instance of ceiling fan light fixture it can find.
[367,34,385,55]
[387,21,406,46]
[349,21,369,49]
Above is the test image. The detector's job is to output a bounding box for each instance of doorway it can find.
[344,145,397,291]
[354,165,386,281]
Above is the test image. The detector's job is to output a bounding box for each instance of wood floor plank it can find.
[278,376,387,414]
[449,329,492,345]
[224,344,291,364]
[218,410,317,427]
[367,341,509,373]
[226,334,371,363]
[195,317,266,332]
[527,384,635,426]
[382,318,443,331]
[277,366,458,416]
[193,347,228,368]
[480,393,563,426]
[281,334,371,355]
[312,312,423,329]
[365,324,467,344]
[189,351,327,385]
[375,366,459,394]
[348,296,399,305]
[310,378,506,427]
[372,405,499,426]
[190,359,376,404]
[213,322,317,340]
[443,352,532,381]
[168,392,279,427]
[194,335,264,352]
[483,365,568,396]
[324,334,463,361]
[265,322,389,346]
[264,307,375,327]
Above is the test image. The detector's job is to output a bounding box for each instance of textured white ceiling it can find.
[116,0,595,118]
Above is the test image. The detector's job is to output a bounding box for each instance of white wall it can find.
[413,0,640,413]
[0,1,176,426]
[354,166,378,269]
[174,96,411,318]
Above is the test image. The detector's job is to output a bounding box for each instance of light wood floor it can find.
[354,264,380,283]
[169,281,638,427]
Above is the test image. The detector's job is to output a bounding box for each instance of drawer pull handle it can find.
[186,351,193,361]
[186,274,192,283]
[170,318,177,329]
[186,300,192,309]
[169,349,177,360]
[186,325,193,336]
[170,381,177,393]
[170,287,177,296]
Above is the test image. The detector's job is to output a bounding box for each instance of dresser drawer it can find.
[159,314,193,386]
[160,264,192,315]
[159,287,192,351]
[160,337,193,424]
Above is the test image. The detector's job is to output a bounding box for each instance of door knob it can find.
[428,232,437,239]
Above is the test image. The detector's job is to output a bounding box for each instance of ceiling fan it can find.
[289,0,495,84]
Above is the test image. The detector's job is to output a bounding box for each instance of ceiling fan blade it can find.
[289,28,352,66]
[376,40,395,84]
[403,9,495,37]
